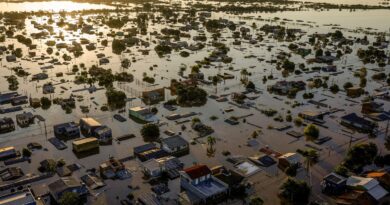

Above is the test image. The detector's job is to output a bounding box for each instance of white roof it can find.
[142,159,160,171]
[368,184,388,200]
[347,176,388,200]
[279,153,301,164]
[347,176,378,190]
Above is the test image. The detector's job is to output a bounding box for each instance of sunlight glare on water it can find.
[0,1,115,12]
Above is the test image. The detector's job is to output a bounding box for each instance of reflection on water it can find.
[297,0,387,6]
[0,1,115,12]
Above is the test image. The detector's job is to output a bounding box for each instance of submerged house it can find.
[341,113,377,133]
[0,117,15,134]
[99,157,126,179]
[79,118,112,143]
[142,88,165,105]
[93,126,112,144]
[0,147,17,160]
[48,177,89,204]
[0,189,37,205]
[42,83,55,94]
[277,153,301,171]
[346,86,364,98]
[361,101,384,114]
[180,165,229,205]
[267,80,306,95]
[0,92,19,104]
[129,106,158,122]
[142,156,183,178]
[161,135,189,157]
[133,143,169,162]
[321,172,347,195]
[16,112,34,128]
[346,176,388,202]
[54,122,80,139]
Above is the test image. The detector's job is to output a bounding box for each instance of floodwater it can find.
[298,0,388,6]
[0,1,115,12]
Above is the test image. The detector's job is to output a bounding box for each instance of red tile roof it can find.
[183,165,211,179]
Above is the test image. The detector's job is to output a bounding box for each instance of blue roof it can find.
[341,113,374,126]
[0,189,36,205]
[133,143,156,154]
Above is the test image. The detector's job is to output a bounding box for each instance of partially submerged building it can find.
[142,156,183,178]
[99,157,126,179]
[0,189,36,205]
[79,118,112,143]
[15,112,34,127]
[129,106,158,122]
[180,165,229,205]
[53,122,80,139]
[48,177,89,204]
[0,117,15,133]
[277,153,301,171]
[321,172,347,195]
[72,137,99,153]
[142,88,165,105]
[341,113,377,133]
[161,135,189,157]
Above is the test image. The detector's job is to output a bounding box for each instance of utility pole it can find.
[385,118,389,140]
[44,120,47,141]
[348,134,352,149]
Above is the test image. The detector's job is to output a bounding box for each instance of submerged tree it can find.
[279,178,310,205]
[141,123,160,142]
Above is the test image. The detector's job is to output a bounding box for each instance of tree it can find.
[112,39,126,54]
[330,84,339,93]
[41,97,52,110]
[240,69,249,82]
[294,117,303,127]
[207,136,216,157]
[303,149,318,186]
[22,148,32,158]
[176,86,207,106]
[207,136,216,149]
[246,81,255,90]
[105,88,126,110]
[343,82,353,90]
[344,142,377,172]
[141,123,160,142]
[59,192,80,205]
[315,49,323,57]
[279,178,310,205]
[285,164,299,177]
[304,124,319,140]
[334,165,349,177]
[249,197,264,205]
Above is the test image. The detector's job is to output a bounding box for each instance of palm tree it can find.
[207,136,216,149]
[212,76,219,94]
[240,69,248,83]
[303,149,318,187]
[206,136,216,157]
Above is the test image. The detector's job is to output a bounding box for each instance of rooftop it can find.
[0,147,15,153]
[323,172,346,185]
[80,118,101,127]
[0,189,36,205]
[183,165,211,180]
[161,135,188,148]
[72,137,98,145]
[191,177,228,198]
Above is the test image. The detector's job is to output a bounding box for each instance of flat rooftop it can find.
[0,190,36,205]
[192,178,227,197]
